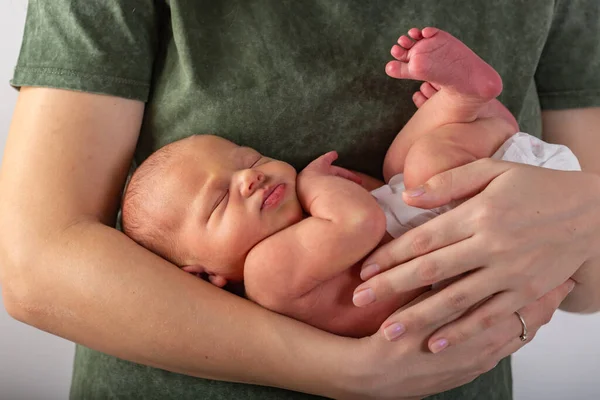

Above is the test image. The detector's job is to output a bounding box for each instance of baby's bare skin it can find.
[244,153,417,337]
[123,28,522,338]
[245,28,521,337]
[384,27,518,186]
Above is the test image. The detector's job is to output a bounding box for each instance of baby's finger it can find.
[331,166,362,184]
[305,151,338,171]
[318,150,338,165]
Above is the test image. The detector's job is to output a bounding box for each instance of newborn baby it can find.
[121,27,580,337]
[123,134,413,337]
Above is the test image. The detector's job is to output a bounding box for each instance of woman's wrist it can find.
[585,172,600,259]
[0,215,357,397]
[316,336,378,400]
[250,316,360,398]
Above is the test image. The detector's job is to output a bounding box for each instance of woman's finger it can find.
[426,290,523,352]
[455,279,572,376]
[361,198,476,279]
[403,158,513,209]
[377,271,504,342]
[426,273,575,352]
[491,279,574,361]
[354,236,483,305]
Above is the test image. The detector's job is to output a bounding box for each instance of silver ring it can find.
[515,311,528,342]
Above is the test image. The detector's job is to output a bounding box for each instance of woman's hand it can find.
[353,159,600,352]
[340,277,573,399]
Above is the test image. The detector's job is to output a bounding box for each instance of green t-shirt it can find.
[11,1,600,399]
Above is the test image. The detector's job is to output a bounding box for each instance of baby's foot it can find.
[386,27,502,101]
[412,81,440,108]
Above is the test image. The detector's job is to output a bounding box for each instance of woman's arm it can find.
[1,87,574,400]
[0,87,345,396]
[542,107,600,313]
[356,111,600,352]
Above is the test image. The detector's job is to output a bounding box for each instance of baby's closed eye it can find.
[208,190,229,220]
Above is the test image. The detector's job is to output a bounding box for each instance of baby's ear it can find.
[208,275,228,288]
[181,264,205,277]
[181,265,227,287]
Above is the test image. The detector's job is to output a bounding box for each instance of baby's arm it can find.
[245,152,386,306]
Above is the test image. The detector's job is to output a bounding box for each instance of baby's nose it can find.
[239,169,265,197]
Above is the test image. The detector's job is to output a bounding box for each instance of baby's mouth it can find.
[261,183,286,210]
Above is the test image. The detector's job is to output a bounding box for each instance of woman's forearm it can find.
[542,107,600,313]
[0,88,349,398]
[1,219,347,397]
[0,89,584,400]
[560,256,600,313]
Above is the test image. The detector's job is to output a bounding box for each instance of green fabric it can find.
[12,0,157,100]
[11,0,600,399]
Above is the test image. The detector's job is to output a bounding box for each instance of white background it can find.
[1,2,599,399]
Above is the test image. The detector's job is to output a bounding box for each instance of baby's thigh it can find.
[403,125,478,187]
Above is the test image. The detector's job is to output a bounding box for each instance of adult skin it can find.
[359,107,600,353]
[0,87,574,399]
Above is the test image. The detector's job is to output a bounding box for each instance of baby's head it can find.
[122,135,303,286]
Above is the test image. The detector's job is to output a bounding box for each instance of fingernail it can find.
[352,288,375,307]
[360,263,380,280]
[567,281,576,293]
[404,186,425,197]
[431,338,449,353]
[384,323,406,341]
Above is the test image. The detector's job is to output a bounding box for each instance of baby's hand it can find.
[300,151,362,184]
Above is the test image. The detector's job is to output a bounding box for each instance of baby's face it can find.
[173,136,303,282]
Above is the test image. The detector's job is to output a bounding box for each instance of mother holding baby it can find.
[1,1,599,399]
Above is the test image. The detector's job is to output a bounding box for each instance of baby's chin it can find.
[283,199,304,224]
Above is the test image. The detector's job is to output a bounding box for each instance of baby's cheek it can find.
[232,227,265,253]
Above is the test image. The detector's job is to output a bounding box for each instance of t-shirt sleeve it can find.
[10,0,158,101]
[535,0,600,110]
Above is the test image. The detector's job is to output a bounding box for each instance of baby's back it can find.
[287,261,424,337]
[247,233,425,338]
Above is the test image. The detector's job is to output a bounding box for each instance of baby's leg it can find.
[401,81,517,186]
[383,27,518,183]
[412,82,518,130]
[402,118,515,187]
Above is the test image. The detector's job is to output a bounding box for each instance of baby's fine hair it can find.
[121,143,181,264]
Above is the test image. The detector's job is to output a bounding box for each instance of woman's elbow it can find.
[0,215,51,323]
[1,277,37,324]
[0,258,40,324]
